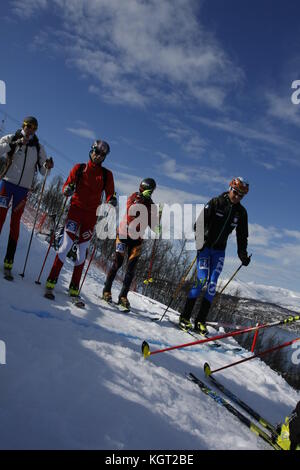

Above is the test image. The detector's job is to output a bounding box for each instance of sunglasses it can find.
[23,122,37,130]
[94,148,108,157]
[231,188,244,198]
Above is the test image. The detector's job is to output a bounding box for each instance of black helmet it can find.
[90,140,110,157]
[139,178,156,195]
[23,116,38,130]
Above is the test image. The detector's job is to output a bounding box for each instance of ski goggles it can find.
[231,188,244,198]
[23,121,37,131]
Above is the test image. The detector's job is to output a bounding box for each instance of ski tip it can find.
[204,362,211,376]
[142,341,151,358]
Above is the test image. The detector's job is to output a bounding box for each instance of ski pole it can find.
[78,243,97,295]
[35,197,68,284]
[156,255,197,322]
[205,336,300,375]
[142,314,300,357]
[19,168,49,278]
[218,254,252,295]
[143,239,158,286]
[144,203,164,287]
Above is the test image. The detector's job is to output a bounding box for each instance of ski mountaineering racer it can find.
[102,178,160,311]
[0,116,53,280]
[45,140,116,301]
[179,177,251,335]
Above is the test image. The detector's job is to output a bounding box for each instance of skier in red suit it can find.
[45,140,116,299]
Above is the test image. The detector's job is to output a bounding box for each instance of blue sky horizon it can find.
[1,0,300,295]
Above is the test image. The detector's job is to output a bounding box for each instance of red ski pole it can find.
[79,243,97,294]
[35,197,68,284]
[205,336,300,375]
[142,315,300,358]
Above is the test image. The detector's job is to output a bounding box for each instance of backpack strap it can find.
[30,134,41,171]
[75,163,86,186]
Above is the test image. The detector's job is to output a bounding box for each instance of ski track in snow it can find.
[0,219,299,450]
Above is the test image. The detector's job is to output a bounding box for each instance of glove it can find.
[44,157,54,170]
[238,251,251,266]
[63,183,75,197]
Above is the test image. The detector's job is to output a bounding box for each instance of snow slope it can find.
[0,218,299,450]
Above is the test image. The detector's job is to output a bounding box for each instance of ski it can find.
[99,297,136,315]
[168,318,243,354]
[44,291,55,300]
[203,362,279,438]
[70,297,85,309]
[43,289,85,308]
[186,372,281,450]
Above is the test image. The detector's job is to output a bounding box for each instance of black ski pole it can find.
[218,254,252,295]
[19,169,49,278]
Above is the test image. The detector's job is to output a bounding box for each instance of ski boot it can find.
[194,321,208,337]
[45,279,56,300]
[179,317,193,332]
[102,291,113,304]
[118,296,131,312]
[3,259,13,281]
[68,283,85,308]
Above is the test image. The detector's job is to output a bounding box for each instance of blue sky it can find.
[1,0,300,294]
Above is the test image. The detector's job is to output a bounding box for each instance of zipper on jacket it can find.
[17,145,28,186]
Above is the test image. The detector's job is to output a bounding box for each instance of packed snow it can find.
[0,216,299,450]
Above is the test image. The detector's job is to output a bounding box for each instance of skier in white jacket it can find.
[0,116,53,277]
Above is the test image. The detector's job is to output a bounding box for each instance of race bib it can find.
[116,242,126,254]
[0,196,9,208]
[66,220,78,235]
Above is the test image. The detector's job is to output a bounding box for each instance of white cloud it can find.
[66,127,96,140]
[157,153,230,188]
[266,92,300,128]
[12,0,243,108]
[11,0,48,18]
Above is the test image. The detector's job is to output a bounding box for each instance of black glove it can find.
[238,251,251,266]
[44,157,54,169]
[64,183,75,197]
